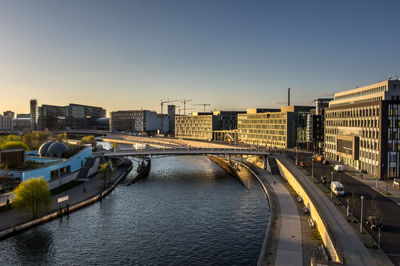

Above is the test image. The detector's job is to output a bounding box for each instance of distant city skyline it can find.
[1,0,399,115]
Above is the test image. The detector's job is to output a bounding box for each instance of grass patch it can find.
[50,180,85,196]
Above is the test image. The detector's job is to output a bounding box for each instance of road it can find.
[284,151,400,265]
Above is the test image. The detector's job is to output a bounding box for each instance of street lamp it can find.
[360,195,364,233]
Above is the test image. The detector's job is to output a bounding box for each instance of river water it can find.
[0,156,269,266]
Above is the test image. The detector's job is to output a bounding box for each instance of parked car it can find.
[322,160,329,165]
[299,161,305,167]
[316,155,324,162]
[334,165,344,172]
[320,176,327,184]
[331,181,345,196]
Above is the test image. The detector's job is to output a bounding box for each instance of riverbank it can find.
[0,158,133,240]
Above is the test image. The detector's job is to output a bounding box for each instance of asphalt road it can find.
[284,151,400,266]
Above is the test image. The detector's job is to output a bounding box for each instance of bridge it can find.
[95,147,269,158]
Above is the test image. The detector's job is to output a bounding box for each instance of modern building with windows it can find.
[30,99,38,130]
[65,104,106,130]
[110,110,167,134]
[306,98,333,152]
[175,111,244,141]
[237,106,313,149]
[38,104,66,131]
[324,79,400,179]
[0,114,13,132]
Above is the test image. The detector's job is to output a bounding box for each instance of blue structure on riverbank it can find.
[2,146,92,182]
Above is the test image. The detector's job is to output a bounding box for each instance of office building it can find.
[30,99,38,130]
[306,98,333,152]
[65,104,106,130]
[0,115,13,132]
[13,116,31,132]
[324,79,400,179]
[175,111,244,141]
[38,104,66,131]
[168,105,176,134]
[3,111,15,119]
[237,106,313,149]
[110,110,164,134]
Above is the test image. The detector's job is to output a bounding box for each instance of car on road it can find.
[331,181,345,196]
[299,161,305,167]
[320,176,327,184]
[334,165,344,172]
[322,159,329,165]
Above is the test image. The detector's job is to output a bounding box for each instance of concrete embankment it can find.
[208,155,246,187]
[0,159,133,241]
[126,159,151,185]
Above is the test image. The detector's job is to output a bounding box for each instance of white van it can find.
[334,165,344,172]
[331,181,345,196]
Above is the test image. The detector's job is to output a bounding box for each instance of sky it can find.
[1,0,399,115]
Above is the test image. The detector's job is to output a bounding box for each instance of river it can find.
[0,155,269,265]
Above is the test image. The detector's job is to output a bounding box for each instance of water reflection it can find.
[0,156,269,265]
[14,227,54,265]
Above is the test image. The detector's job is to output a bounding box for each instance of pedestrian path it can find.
[251,166,303,266]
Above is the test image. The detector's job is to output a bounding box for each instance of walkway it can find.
[250,165,303,266]
[0,161,131,233]
[277,155,377,266]
[98,147,269,158]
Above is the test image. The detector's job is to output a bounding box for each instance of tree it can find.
[81,135,96,147]
[98,162,111,188]
[13,177,51,217]
[0,141,30,150]
[56,132,67,141]
[111,142,118,150]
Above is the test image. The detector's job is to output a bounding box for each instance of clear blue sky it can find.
[1,0,399,115]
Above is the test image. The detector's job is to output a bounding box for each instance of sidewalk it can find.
[250,165,303,266]
[0,161,131,233]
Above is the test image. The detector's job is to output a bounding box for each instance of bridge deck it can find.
[96,147,269,157]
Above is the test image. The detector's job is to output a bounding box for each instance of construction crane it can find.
[180,99,193,115]
[160,99,179,114]
[193,103,211,112]
[178,107,195,115]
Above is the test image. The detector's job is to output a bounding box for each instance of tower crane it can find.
[193,103,211,112]
[180,99,193,115]
[160,99,179,114]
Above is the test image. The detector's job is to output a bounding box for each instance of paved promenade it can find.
[250,165,303,266]
[0,160,132,233]
[277,155,377,266]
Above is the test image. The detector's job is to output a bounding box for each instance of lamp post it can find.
[360,195,364,233]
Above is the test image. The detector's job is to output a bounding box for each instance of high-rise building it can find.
[306,98,333,152]
[237,106,313,149]
[0,114,13,132]
[167,105,176,134]
[324,79,400,179]
[30,99,38,130]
